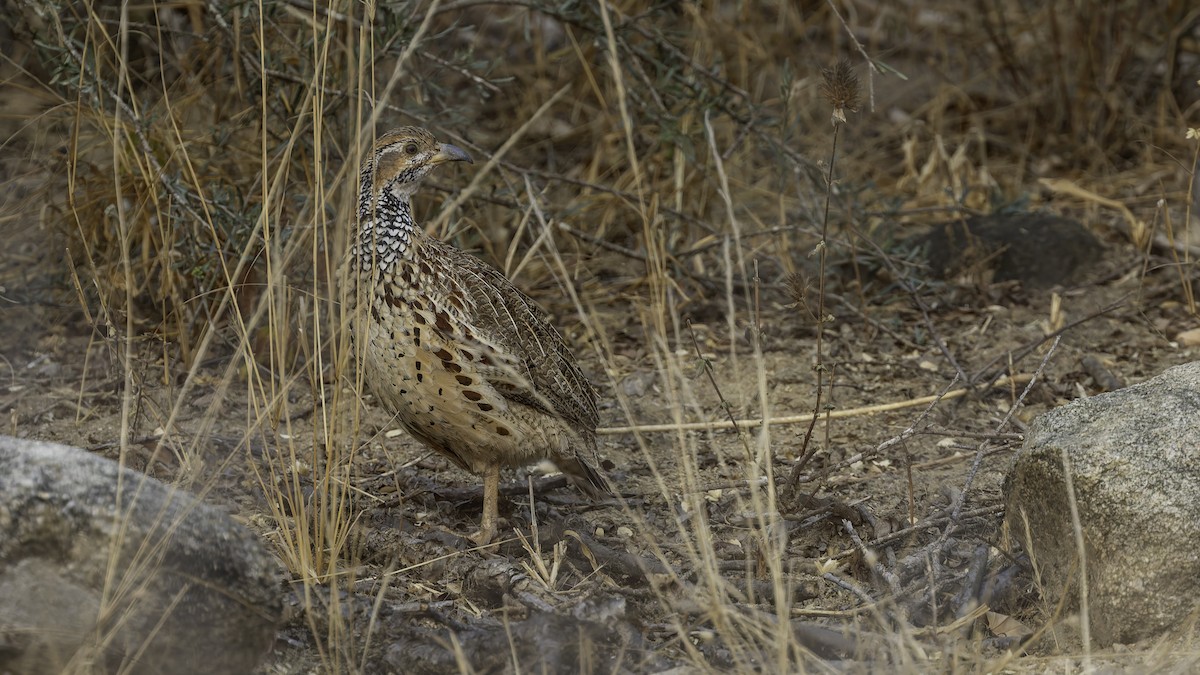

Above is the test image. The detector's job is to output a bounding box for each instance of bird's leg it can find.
[473,462,501,546]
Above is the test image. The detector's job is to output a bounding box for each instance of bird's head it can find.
[367,126,473,200]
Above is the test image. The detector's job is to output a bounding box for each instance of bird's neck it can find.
[355,176,419,272]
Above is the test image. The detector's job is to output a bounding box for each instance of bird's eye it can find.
[405,143,419,155]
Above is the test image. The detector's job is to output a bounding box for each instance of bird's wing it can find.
[425,240,600,431]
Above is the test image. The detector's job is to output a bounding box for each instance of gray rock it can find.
[0,436,284,674]
[1004,361,1200,646]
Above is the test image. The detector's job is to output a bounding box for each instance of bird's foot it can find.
[468,525,500,550]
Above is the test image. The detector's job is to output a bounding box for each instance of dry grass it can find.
[3,0,1199,672]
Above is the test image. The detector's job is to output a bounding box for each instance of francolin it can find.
[345,127,610,545]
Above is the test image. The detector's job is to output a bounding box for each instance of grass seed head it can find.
[820,59,860,125]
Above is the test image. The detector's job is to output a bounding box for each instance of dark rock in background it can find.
[914,213,1104,289]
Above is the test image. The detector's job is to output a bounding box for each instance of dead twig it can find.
[601,373,1027,436]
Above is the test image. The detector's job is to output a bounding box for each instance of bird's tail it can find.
[558,456,612,499]
[554,446,612,500]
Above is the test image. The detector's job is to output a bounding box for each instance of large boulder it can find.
[0,436,283,674]
[1004,361,1200,646]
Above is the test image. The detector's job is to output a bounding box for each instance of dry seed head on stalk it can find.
[820,59,860,125]
[785,272,817,321]
[785,272,810,307]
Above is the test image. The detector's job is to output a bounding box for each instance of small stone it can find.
[1175,327,1200,347]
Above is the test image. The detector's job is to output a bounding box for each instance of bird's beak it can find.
[431,143,473,165]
